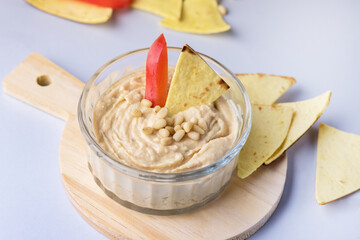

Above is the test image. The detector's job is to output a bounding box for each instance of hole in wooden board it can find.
[36,75,51,87]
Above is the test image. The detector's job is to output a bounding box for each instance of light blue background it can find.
[1,0,360,239]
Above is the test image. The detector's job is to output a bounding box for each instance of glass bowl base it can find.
[88,163,230,216]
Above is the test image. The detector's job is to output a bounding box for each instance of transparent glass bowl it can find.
[78,47,252,215]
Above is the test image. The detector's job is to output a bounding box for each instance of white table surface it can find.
[1,0,360,239]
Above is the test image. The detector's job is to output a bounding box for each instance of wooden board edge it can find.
[62,178,131,240]
[232,180,285,240]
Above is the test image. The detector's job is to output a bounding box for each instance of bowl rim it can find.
[78,46,252,182]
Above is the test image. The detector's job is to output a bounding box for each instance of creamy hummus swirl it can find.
[93,70,240,173]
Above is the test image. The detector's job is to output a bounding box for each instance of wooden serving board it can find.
[3,53,287,240]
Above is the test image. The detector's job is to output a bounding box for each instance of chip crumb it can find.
[218,5,227,15]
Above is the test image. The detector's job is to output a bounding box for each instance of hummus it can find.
[93,70,240,173]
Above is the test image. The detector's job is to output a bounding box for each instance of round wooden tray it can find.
[3,53,287,240]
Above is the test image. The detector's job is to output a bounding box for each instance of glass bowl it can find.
[78,47,252,215]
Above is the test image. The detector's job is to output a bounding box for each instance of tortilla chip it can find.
[132,0,182,20]
[237,105,294,179]
[26,0,112,24]
[236,74,296,105]
[165,44,229,115]
[160,0,230,34]
[265,91,331,165]
[316,124,360,205]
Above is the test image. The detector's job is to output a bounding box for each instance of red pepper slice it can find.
[76,0,131,8]
[145,34,168,107]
